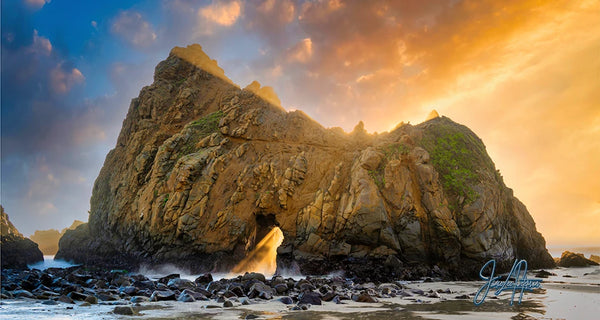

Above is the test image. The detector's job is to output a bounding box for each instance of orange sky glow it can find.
[245,0,600,246]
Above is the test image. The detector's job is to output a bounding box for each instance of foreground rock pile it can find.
[1,267,471,313]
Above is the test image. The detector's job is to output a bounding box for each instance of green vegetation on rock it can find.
[189,110,224,136]
[419,118,495,209]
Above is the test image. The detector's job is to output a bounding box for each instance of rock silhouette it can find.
[1,206,43,268]
[56,44,554,279]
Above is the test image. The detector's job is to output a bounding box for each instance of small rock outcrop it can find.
[56,44,554,279]
[1,206,43,269]
[558,251,599,267]
[30,220,85,255]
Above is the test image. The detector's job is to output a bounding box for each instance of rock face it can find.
[557,251,599,267]
[1,206,44,268]
[56,44,554,279]
[30,220,85,255]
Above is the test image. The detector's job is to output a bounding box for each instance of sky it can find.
[1,0,598,246]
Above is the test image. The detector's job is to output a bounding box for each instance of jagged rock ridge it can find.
[56,44,554,279]
[1,206,44,268]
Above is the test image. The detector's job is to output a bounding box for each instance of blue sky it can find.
[1,0,599,245]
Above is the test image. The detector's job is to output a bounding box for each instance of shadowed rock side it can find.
[56,44,554,280]
[1,206,43,269]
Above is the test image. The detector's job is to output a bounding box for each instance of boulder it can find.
[558,251,599,267]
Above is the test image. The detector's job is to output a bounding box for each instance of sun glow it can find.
[230,227,284,276]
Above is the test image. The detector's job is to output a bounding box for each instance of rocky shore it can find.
[0,265,497,317]
[2,254,599,320]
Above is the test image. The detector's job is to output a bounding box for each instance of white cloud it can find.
[199,1,242,26]
[30,30,52,56]
[25,0,50,9]
[50,65,85,94]
[111,10,157,47]
[286,38,313,63]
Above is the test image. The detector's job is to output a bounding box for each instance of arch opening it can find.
[230,214,283,276]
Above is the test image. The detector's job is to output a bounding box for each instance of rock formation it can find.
[56,44,555,279]
[557,251,599,267]
[30,220,85,255]
[1,206,44,268]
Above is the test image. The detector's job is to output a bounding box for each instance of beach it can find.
[1,256,598,320]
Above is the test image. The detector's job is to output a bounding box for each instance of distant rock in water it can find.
[56,44,555,279]
[1,206,43,268]
[590,254,600,264]
[30,220,85,255]
[558,251,599,267]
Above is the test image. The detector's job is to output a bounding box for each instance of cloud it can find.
[30,30,52,55]
[24,0,50,9]
[286,38,312,63]
[199,1,242,26]
[111,10,157,47]
[49,65,84,94]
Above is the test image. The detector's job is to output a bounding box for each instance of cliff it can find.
[30,220,85,255]
[1,206,44,268]
[56,44,554,279]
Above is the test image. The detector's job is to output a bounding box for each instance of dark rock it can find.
[274,283,288,294]
[158,274,180,284]
[227,284,245,297]
[353,292,377,303]
[534,270,557,278]
[245,315,259,320]
[223,299,234,307]
[42,300,59,305]
[558,251,599,267]
[206,281,223,293]
[332,295,342,304]
[113,306,136,315]
[298,291,321,305]
[1,207,44,269]
[13,289,35,299]
[57,295,74,304]
[455,294,470,299]
[150,289,176,301]
[321,291,336,301]
[590,254,600,264]
[79,302,91,307]
[167,278,196,290]
[242,272,266,282]
[410,288,424,295]
[177,292,195,302]
[119,285,137,295]
[67,291,88,301]
[130,296,150,303]
[97,293,119,301]
[85,295,98,304]
[248,282,274,299]
[279,296,293,304]
[181,288,209,301]
[194,273,213,285]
